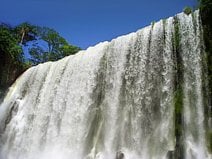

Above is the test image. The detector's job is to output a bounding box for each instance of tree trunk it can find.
[20,30,25,44]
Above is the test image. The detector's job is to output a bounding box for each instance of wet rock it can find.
[116,151,124,159]
[166,150,174,159]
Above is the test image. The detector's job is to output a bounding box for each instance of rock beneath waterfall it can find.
[166,150,174,159]
[115,151,124,159]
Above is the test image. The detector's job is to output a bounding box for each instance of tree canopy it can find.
[0,22,80,65]
[29,26,80,64]
[0,22,80,96]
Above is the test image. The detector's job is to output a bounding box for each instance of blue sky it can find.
[0,0,197,49]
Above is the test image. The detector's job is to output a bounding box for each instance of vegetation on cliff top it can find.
[0,22,80,97]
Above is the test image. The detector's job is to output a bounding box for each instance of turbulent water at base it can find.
[0,11,211,159]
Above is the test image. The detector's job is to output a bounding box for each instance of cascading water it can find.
[0,10,211,159]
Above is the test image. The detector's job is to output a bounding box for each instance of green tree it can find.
[0,23,27,96]
[59,44,81,57]
[0,24,22,62]
[14,22,37,45]
[29,27,80,64]
[0,22,80,97]
[183,6,192,15]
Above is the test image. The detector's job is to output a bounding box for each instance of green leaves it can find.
[0,21,81,86]
[14,22,37,45]
[0,22,80,66]
[0,21,80,95]
[0,24,22,62]
[60,44,81,56]
[183,7,192,15]
[29,26,81,64]
[0,23,28,90]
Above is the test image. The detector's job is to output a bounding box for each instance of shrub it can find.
[183,7,192,15]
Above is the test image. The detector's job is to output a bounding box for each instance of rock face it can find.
[0,10,211,159]
[0,54,26,101]
[116,151,124,159]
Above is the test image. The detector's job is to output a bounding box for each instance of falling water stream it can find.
[0,11,211,159]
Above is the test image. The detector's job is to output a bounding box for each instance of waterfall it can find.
[0,10,211,159]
